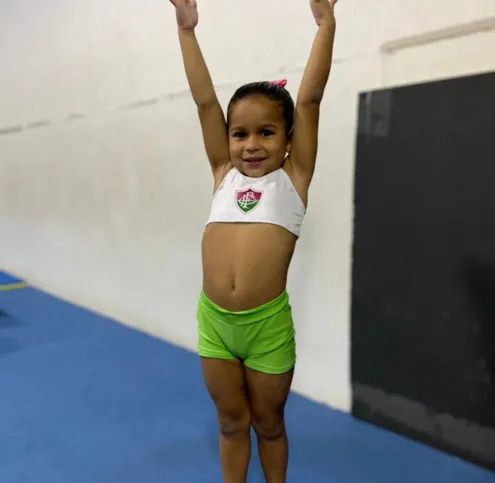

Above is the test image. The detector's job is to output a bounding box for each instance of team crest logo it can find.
[236,188,263,214]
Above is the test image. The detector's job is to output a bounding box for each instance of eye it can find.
[261,129,275,137]
[232,131,246,139]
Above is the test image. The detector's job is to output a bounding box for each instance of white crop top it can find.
[206,167,306,237]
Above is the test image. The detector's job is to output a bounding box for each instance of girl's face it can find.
[228,96,291,178]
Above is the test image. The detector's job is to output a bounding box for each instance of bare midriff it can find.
[201,222,297,312]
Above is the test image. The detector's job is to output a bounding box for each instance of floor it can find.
[1,272,494,482]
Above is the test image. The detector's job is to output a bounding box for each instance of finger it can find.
[169,0,177,6]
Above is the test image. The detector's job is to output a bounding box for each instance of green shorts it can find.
[197,290,296,375]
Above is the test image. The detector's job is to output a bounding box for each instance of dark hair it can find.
[226,81,295,137]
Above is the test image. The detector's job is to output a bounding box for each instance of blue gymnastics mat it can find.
[0,287,493,482]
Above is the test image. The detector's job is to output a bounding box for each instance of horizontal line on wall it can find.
[26,120,52,129]
[0,125,23,136]
[118,97,160,110]
[0,58,357,136]
[382,17,495,53]
[66,113,87,122]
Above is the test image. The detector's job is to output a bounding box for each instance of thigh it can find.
[201,357,251,417]
[245,366,294,418]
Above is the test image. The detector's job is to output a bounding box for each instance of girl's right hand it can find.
[169,0,198,31]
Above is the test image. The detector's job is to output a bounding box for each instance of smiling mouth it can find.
[244,158,266,165]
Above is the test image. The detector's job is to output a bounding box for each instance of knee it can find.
[252,410,285,441]
[217,408,251,439]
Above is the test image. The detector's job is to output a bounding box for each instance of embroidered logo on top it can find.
[236,188,263,214]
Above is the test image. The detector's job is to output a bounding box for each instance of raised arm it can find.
[289,0,337,183]
[170,0,230,175]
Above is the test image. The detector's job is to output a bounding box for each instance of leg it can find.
[245,367,294,483]
[202,357,251,483]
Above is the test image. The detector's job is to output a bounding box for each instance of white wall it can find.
[1,0,494,411]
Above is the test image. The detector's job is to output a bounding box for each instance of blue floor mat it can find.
[0,270,25,290]
[0,288,493,482]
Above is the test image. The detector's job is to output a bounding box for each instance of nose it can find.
[245,134,261,153]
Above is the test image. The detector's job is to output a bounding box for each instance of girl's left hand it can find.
[310,0,337,27]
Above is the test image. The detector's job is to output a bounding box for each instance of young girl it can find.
[169,0,337,481]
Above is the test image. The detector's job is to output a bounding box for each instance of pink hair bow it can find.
[271,79,288,88]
